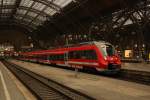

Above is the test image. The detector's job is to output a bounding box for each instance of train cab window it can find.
[106,45,115,56]
[100,45,116,56]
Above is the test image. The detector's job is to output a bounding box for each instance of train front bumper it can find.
[97,63,121,74]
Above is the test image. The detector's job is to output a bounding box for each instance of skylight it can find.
[3,0,16,5]
[53,0,73,7]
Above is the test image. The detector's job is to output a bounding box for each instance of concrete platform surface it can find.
[0,62,26,100]
[0,62,36,100]
[10,60,150,100]
[122,63,150,72]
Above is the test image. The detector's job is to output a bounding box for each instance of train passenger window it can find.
[83,50,97,60]
[57,55,60,60]
[52,55,55,60]
[54,55,57,60]
[51,55,54,60]
[75,51,81,59]
[48,54,64,61]
[56,55,59,60]
[68,51,73,59]
[68,51,75,59]
[38,55,47,60]
[49,55,52,60]
[87,50,96,59]
[69,50,97,60]
[51,55,53,60]
[69,51,80,59]
[48,56,50,60]
[80,51,86,59]
[60,54,64,60]
[55,55,57,60]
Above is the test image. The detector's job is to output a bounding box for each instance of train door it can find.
[47,55,51,64]
[64,52,69,66]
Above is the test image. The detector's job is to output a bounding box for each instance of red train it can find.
[19,41,121,73]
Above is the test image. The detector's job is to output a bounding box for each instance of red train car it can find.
[19,41,121,73]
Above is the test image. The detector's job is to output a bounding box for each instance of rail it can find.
[1,60,95,100]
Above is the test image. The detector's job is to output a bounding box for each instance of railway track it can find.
[81,69,150,85]
[117,69,150,85]
[82,68,150,85]
[1,60,95,100]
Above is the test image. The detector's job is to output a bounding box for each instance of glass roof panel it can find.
[1,15,10,18]
[23,17,32,23]
[53,0,73,8]
[20,0,34,7]
[44,7,57,16]
[29,24,37,29]
[19,21,29,26]
[1,16,9,18]
[15,21,36,30]
[16,9,27,15]
[32,2,46,11]
[14,19,27,25]
[2,9,12,13]
[36,15,47,21]
[14,16,23,20]
[32,20,42,26]
[3,0,16,5]
[27,12,38,17]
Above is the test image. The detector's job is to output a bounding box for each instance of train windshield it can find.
[101,45,116,56]
[94,42,116,57]
[106,45,116,56]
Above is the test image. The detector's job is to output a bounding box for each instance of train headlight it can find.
[104,56,107,60]
[110,57,113,60]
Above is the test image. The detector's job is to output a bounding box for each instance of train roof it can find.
[21,41,112,55]
[65,41,111,47]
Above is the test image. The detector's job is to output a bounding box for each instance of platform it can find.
[10,60,150,100]
[0,61,36,100]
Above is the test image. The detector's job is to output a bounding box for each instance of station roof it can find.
[0,0,141,31]
[0,0,75,31]
[1,0,147,49]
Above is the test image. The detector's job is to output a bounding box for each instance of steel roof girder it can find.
[18,6,50,16]
[15,13,45,22]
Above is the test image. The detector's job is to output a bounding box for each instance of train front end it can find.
[94,41,121,73]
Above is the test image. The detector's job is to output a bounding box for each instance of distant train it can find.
[18,41,121,73]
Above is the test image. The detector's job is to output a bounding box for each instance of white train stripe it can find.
[0,70,11,100]
[68,61,99,66]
